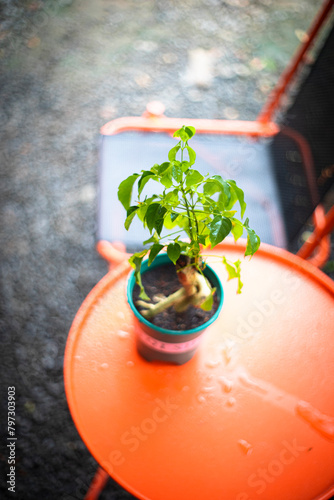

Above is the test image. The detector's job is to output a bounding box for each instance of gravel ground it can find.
[0,1,331,499]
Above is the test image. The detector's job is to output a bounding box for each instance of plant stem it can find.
[158,229,184,241]
[190,194,199,237]
[180,142,195,242]
[181,187,194,241]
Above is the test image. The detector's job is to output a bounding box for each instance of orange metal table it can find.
[64,241,334,500]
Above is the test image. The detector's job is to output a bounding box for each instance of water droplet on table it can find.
[117,330,129,339]
[238,439,253,455]
[221,340,235,364]
[205,359,220,368]
[203,386,215,393]
[296,400,334,441]
[238,372,267,394]
[218,376,233,393]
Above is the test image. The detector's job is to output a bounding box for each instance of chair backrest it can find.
[269,21,334,249]
[98,126,286,251]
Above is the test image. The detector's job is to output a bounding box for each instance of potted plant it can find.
[118,125,260,364]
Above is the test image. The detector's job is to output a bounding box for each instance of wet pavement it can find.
[0,1,329,499]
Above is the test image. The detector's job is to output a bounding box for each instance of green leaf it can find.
[148,244,164,266]
[129,250,149,300]
[198,220,211,238]
[143,233,159,245]
[181,161,191,172]
[136,195,158,222]
[186,145,196,165]
[231,218,244,241]
[154,208,168,235]
[168,144,181,162]
[150,163,160,174]
[164,211,184,229]
[176,215,193,238]
[137,202,148,222]
[198,234,208,246]
[178,241,191,253]
[145,203,161,232]
[164,213,188,232]
[203,180,220,196]
[173,125,196,142]
[172,163,182,183]
[167,242,181,264]
[227,180,246,218]
[200,287,215,311]
[209,215,232,248]
[222,258,238,279]
[244,219,261,256]
[204,175,231,207]
[125,206,139,230]
[118,174,139,210]
[185,169,204,188]
[138,171,156,196]
[222,257,243,294]
[184,126,196,139]
[160,172,173,188]
[164,213,178,230]
[213,175,231,205]
[165,190,179,206]
[170,212,180,222]
[173,127,188,142]
[156,162,170,175]
[145,203,167,235]
[201,197,218,214]
[196,210,210,221]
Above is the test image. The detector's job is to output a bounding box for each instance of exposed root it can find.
[137,287,188,319]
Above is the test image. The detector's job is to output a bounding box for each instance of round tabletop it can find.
[64,241,334,500]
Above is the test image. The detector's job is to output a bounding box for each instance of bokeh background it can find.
[0,1,332,499]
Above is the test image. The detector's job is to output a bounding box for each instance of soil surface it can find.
[0,1,332,500]
[133,262,219,330]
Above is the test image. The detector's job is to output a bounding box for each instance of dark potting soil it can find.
[133,263,219,331]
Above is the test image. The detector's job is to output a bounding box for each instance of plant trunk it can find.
[137,255,212,319]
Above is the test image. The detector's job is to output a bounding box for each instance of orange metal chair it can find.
[97,0,334,272]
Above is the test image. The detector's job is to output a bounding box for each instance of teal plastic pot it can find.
[127,253,224,365]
